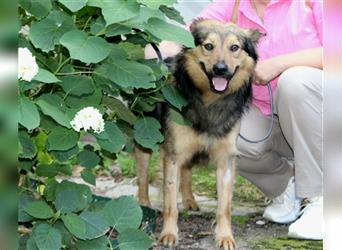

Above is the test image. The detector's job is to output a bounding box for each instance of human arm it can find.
[254,47,323,85]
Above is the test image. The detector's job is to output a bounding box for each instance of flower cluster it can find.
[70,107,105,134]
[18,47,39,82]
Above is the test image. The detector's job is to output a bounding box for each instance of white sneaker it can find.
[263,177,302,224]
[288,196,323,240]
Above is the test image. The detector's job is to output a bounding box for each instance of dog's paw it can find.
[159,232,178,247]
[216,235,236,250]
[182,198,200,211]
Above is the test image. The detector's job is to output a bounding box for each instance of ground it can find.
[73,151,323,250]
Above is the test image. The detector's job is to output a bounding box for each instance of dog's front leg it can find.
[160,157,180,247]
[134,146,152,207]
[215,155,236,250]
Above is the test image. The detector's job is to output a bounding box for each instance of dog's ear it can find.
[244,29,264,44]
[190,18,205,46]
[242,29,264,61]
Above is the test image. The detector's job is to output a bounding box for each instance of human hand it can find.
[253,57,285,85]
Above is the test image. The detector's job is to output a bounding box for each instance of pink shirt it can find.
[196,0,323,115]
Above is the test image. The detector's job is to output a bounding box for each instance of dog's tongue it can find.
[212,77,228,91]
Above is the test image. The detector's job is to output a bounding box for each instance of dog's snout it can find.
[213,63,228,76]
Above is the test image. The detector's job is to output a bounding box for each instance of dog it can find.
[135,19,261,249]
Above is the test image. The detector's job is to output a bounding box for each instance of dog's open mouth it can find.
[199,62,239,94]
[211,77,229,92]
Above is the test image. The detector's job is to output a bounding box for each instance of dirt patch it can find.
[151,211,322,250]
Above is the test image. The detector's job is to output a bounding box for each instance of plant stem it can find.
[56,71,94,76]
[54,57,71,74]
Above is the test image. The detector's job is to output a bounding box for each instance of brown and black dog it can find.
[136,19,261,249]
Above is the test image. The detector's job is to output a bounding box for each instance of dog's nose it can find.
[213,63,228,76]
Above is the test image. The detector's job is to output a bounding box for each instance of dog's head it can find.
[179,19,262,96]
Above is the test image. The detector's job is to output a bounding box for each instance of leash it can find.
[238,83,275,143]
[150,43,275,143]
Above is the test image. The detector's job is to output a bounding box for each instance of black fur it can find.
[172,52,252,138]
[243,38,259,61]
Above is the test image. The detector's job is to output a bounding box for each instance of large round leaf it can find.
[102,196,142,233]
[18,0,52,19]
[60,30,111,64]
[25,201,54,219]
[19,97,40,130]
[87,0,140,25]
[133,117,164,150]
[77,150,100,168]
[100,60,156,89]
[118,228,153,250]
[54,181,92,213]
[29,11,75,52]
[33,223,62,250]
[146,17,195,48]
[58,0,88,12]
[33,68,61,83]
[58,75,94,96]
[95,122,125,154]
[161,85,187,110]
[47,126,79,151]
[36,94,71,128]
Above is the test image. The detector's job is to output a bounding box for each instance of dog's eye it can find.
[204,43,214,51]
[230,44,240,52]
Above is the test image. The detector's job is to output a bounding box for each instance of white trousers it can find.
[237,66,323,199]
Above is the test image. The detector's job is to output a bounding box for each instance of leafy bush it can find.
[18,0,192,249]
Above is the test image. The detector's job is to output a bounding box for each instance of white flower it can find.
[18,47,39,82]
[70,107,105,134]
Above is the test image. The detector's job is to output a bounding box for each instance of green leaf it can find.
[61,213,86,239]
[137,0,176,9]
[19,193,34,222]
[50,145,79,162]
[159,5,186,25]
[58,0,88,12]
[161,85,187,110]
[100,60,156,89]
[87,0,140,25]
[102,196,143,233]
[19,97,40,130]
[105,24,132,37]
[19,0,52,19]
[60,30,111,64]
[26,236,38,250]
[65,89,102,109]
[36,164,58,178]
[18,131,37,159]
[29,10,75,52]
[36,94,71,128]
[33,68,61,83]
[95,122,125,153]
[53,221,74,248]
[62,212,109,240]
[43,178,59,202]
[33,224,62,250]
[55,181,92,213]
[25,201,54,219]
[47,126,79,151]
[79,211,110,239]
[134,117,164,150]
[170,108,192,126]
[118,228,153,250]
[77,150,100,168]
[58,75,94,96]
[81,169,96,185]
[102,96,137,125]
[146,17,195,48]
[75,236,108,250]
[118,42,144,60]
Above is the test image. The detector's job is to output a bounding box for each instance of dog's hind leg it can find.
[134,145,152,207]
[180,165,199,211]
